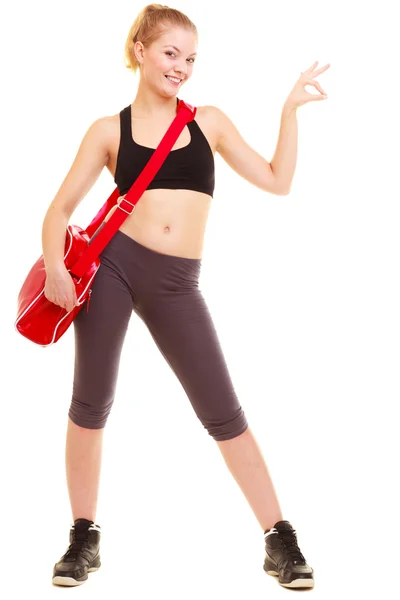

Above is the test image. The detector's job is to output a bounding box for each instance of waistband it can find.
[105,230,202,266]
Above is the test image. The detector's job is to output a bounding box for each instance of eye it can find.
[165,52,195,64]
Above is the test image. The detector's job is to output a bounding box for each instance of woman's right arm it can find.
[42,117,112,311]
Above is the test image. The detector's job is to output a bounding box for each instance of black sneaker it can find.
[52,518,102,586]
[263,520,314,589]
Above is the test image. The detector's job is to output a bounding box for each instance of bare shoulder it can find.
[195,104,221,125]
[195,104,230,151]
[87,113,120,155]
[193,104,224,153]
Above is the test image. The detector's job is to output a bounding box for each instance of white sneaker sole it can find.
[52,566,100,586]
[265,568,315,588]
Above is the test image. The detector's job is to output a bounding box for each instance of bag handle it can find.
[70,98,197,278]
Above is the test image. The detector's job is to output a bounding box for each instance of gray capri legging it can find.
[68,229,249,441]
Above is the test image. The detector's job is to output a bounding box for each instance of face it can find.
[135,27,198,94]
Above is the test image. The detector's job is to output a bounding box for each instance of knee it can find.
[68,394,114,429]
[204,407,249,442]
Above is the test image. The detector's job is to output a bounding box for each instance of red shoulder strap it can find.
[70,99,196,277]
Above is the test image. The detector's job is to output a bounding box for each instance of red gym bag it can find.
[15,99,196,346]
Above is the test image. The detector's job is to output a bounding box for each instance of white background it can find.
[1,0,399,598]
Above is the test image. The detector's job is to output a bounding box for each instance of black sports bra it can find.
[114,97,215,198]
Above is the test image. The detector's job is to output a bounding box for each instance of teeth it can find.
[166,76,181,83]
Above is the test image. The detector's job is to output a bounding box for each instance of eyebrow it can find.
[163,45,197,56]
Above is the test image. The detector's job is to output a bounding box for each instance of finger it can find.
[308,91,328,101]
[66,291,75,310]
[55,301,66,310]
[60,296,69,311]
[307,79,327,95]
[302,61,318,76]
[312,64,331,77]
[70,286,79,307]
[65,297,74,312]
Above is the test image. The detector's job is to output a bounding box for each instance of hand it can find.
[44,265,79,313]
[284,61,330,111]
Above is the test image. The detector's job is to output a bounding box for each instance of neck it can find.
[131,85,178,119]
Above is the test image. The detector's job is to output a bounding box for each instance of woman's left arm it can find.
[269,105,298,195]
[213,61,330,196]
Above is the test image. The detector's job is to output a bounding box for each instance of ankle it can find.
[72,517,96,525]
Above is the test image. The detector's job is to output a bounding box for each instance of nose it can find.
[175,62,188,78]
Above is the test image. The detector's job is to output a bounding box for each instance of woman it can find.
[45,3,329,590]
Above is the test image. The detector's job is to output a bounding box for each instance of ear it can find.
[134,41,145,66]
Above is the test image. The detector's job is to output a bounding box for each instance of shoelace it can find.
[64,532,90,561]
[277,529,305,564]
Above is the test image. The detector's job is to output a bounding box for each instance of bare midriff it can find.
[105,105,217,260]
[117,188,212,259]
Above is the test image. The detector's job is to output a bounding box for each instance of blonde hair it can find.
[124,4,197,74]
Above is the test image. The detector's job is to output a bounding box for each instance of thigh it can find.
[69,258,133,428]
[142,284,248,440]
